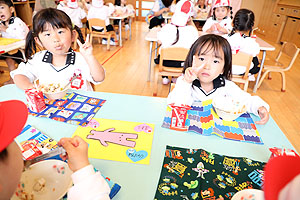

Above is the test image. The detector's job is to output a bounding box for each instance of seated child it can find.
[0,0,29,85]
[0,100,110,200]
[58,0,87,28]
[202,0,232,34]
[11,8,105,91]
[156,0,199,85]
[146,0,174,29]
[113,0,130,31]
[193,0,210,19]
[167,34,269,125]
[223,9,260,76]
[87,0,116,45]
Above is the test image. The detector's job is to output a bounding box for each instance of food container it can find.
[39,83,68,100]
[212,96,247,121]
[25,88,46,112]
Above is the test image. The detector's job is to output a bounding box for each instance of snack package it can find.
[269,147,300,159]
[169,104,191,131]
[25,88,46,112]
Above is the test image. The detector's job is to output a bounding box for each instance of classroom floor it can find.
[1,21,299,153]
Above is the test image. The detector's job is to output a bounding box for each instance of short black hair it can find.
[0,148,8,162]
[0,0,13,7]
[183,34,232,80]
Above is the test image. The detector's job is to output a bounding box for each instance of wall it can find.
[240,0,266,27]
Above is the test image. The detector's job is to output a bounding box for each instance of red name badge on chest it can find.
[169,104,191,131]
[70,73,84,89]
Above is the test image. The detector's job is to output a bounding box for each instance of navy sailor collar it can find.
[42,48,76,72]
[192,74,226,96]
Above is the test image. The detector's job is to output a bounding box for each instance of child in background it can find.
[113,0,129,31]
[11,8,105,91]
[193,0,210,18]
[146,0,174,29]
[167,34,269,125]
[0,100,110,200]
[0,0,29,85]
[57,0,68,9]
[202,0,232,34]
[157,0,199,85]
[223,9,260,77]
[58,0,87,28]
[87,0,116,45]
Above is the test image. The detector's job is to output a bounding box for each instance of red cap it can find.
[0,100,28,152]
[264,155,300,200]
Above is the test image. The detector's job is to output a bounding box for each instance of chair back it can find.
[277,42,300,71]
[231,51,253,91]
[232,51,253,79]
[159,47,189,73]
[88,18,107,33]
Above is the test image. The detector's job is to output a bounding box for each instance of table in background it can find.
[0,39,25,57]
[109,14,134,46]
[254,37,275,93]
[0,84,295,200]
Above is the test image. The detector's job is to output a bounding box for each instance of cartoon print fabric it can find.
[28,92,106,126]
[154,146,265,200]
[162,100,263,144]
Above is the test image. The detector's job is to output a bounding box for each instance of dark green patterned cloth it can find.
[154,146,265,200]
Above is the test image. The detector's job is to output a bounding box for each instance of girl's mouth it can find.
[201,72,210,77]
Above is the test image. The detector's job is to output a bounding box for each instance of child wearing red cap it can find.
[0,100,110,200]
[264,155,300,200]
[202,0,232,34]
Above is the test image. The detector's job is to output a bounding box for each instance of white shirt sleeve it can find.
[167,76,195,106]
[67,165,111,200]
[202,17,214,32]
[5,17,29,39]
[152,0,160,12]
[10,58,39,83]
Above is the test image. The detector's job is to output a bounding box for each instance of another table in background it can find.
[0,84,296,200]
[109,14,134,46]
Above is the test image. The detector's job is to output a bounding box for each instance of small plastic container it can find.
[212,98,246,121]
[43,89,68,100]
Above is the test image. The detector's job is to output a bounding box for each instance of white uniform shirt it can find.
[11,50,102,91]
[157,24,199,49]
[58,6,87,28]
[167,76,269,116]
[202,17,232,34]
[0,17,29,39]
[223,33,260,74]
[68,165,111,200]
[87,5,114,29]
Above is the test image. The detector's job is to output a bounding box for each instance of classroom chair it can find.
[257,42,300,92]
[231,51,253,92]
[88,18,118,50]
[153,47,189,96]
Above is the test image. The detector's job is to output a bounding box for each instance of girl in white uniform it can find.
[167,34,270,125]
[202,0,232,34]
[58,0,87,28]
[157,0,199,84]
[224,9,260,75]
[11,8,105,91]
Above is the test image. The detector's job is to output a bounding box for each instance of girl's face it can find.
[0,3,14,22]
[214,7,228,20]
[35,23,75,56]
[121,0,126,5]
[192,45,224,84]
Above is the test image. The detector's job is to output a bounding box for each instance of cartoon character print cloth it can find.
[154,146,265,200]
[162,100,263,144]
[28,92,106,126]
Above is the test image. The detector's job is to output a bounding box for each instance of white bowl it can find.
[231,189,264,200]
[11,160,72,200]
[44,89,68,100]
[212,99,246,121]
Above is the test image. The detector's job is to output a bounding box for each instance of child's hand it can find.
[255,106,269,125]
[58,136,90,172]
[184,68,197,83]
[162,7,170,12]
[77,34,93,57]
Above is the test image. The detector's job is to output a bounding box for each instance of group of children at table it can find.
[0,0,299,198]
[0,0,134,85]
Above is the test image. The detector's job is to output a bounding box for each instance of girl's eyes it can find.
[198,57,205,61]
[213,60,220,64]
[58,30,65,34]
